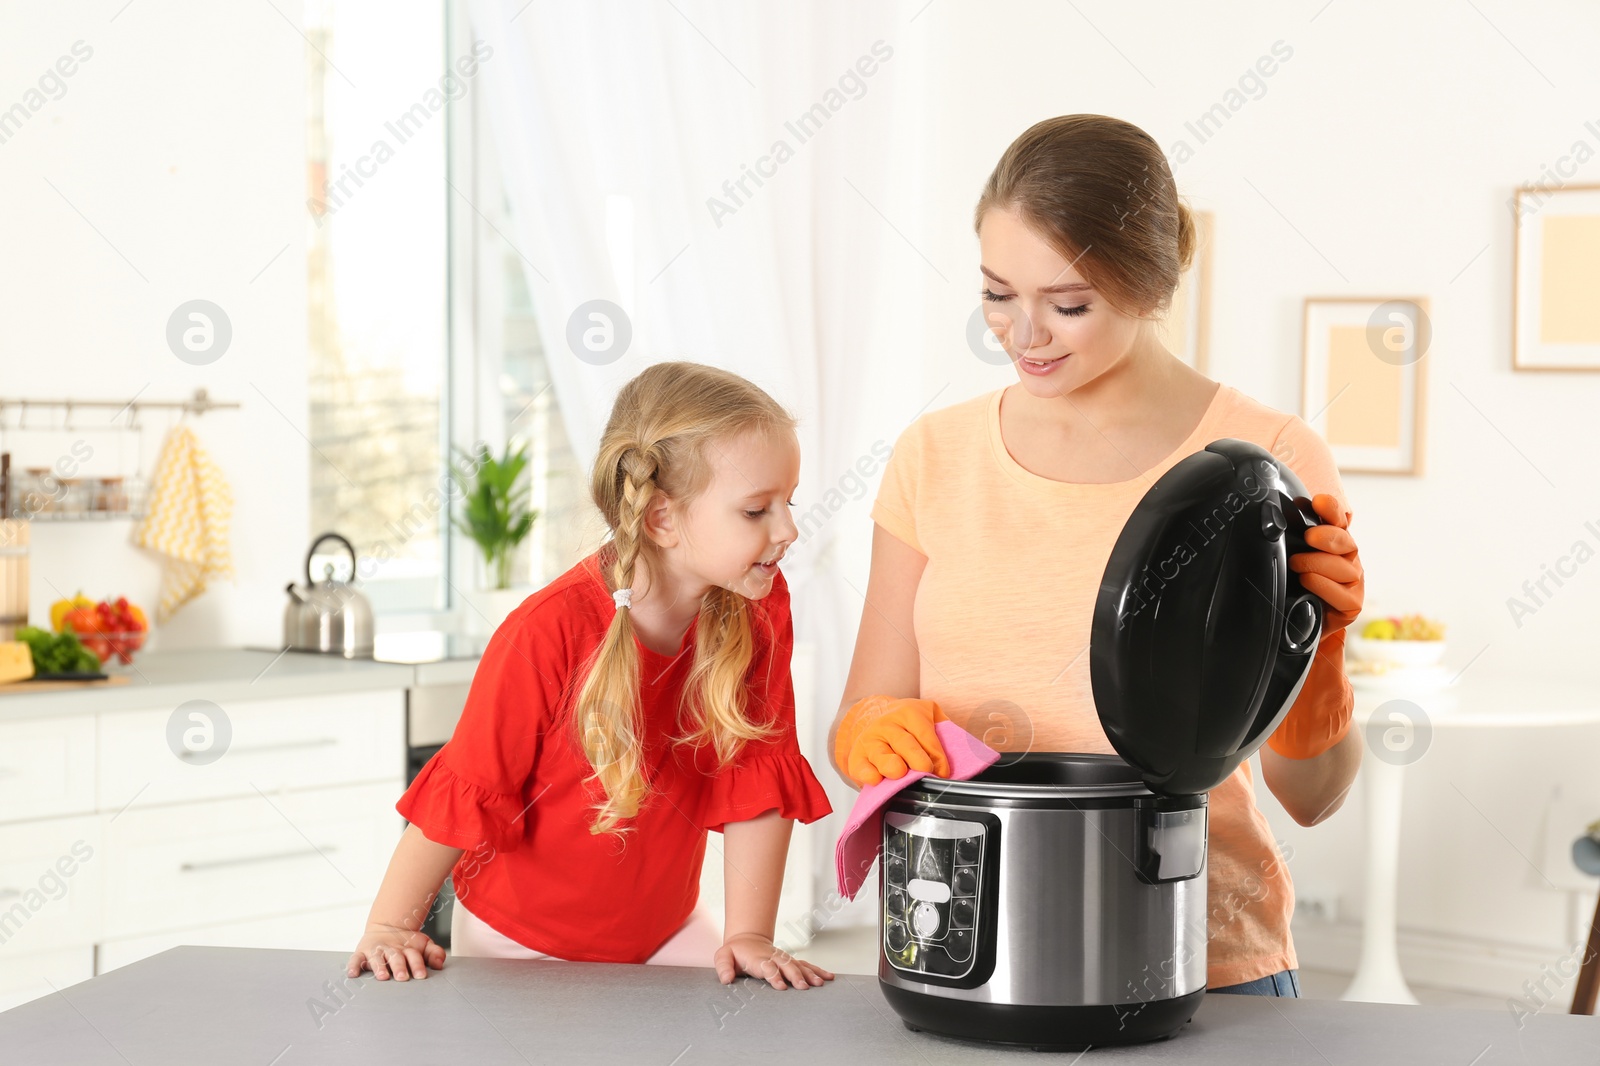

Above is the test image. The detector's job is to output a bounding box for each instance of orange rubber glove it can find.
[1266,628,1354,759]
[834,695,952,786]
[1286,493,1363,636]
[1269,493,1363,759]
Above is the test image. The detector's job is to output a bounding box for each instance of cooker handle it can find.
[1135,804,1207,885]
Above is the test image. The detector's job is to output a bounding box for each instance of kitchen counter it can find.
[0,648,422,722]
[1,946,1594,1064]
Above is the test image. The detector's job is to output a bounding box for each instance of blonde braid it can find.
[573,444,660,834]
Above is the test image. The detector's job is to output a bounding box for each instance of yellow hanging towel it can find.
[133,425,234,623]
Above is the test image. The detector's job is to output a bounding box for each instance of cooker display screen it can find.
[882,815,985,979]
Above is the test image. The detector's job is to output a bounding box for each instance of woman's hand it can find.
[347,922,447,981]
[833,695,951,786]
[1288,493,1363,632]
[1267,492,1363,772]
[713,932,835,990]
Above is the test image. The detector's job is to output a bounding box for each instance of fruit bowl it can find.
[54,595,150,668]
[92,632,148,666]
[1348,612,1446,669]
[1347,635,1447,668]
[63,629,148,667]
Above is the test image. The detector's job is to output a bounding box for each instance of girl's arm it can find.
[347,823,464,981]
[714,809,834,990]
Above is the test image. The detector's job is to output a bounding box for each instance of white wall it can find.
[3,0,308,649]
[819,0,1600,995]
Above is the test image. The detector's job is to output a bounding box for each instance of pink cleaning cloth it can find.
[834,719,1002,900]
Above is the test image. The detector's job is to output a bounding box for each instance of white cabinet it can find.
[101,783,400,939]
[98,690,405,809]
[0,686,407,1012]
[0,816,102,954]
[0,715,97,824]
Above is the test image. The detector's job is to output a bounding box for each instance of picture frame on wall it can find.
[1513,183,1600,371]
[1301,296,1430,476]
[1157,208,1213,374]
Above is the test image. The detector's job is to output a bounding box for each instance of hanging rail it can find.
[0,387,240,421]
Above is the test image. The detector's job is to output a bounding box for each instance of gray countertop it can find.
[1,946,1594,1064]
[0,649,420,722]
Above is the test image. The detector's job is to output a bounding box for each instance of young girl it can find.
[348,362,835,991]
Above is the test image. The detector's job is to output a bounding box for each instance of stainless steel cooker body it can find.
[878,754,1208,1049]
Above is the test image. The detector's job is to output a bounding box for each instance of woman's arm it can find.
[715,810,833,989]
[347,823,464,980]
[827,524,927,783]
[1260,729,1362,826]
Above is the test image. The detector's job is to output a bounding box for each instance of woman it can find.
[827,114,1366,997]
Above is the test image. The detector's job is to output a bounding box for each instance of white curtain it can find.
[466,0,928,911]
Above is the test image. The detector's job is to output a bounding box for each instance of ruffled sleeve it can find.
[396,605,566,852]
[702,749,833,834]
[397,756,533,852]
[701,569,834,833]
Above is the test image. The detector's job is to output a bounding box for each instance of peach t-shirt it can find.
[869,382,1350,989]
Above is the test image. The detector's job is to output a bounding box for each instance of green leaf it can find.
[451,440,540,588]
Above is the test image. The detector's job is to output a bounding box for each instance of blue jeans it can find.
[1209,968,1301,997]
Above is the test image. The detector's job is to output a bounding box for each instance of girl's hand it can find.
[347,922,447,981]
[713,932,835,990]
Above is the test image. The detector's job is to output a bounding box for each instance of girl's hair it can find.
[575,361,796,835]
[974,114,1195,319]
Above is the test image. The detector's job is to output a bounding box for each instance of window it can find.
[454,0,592,589]
[460,9,590,589]
[304,1,587,614]
[304,0,449,612]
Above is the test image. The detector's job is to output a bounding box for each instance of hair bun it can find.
[1175,201,1196,275]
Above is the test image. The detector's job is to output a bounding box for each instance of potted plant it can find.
[450,441,538,632]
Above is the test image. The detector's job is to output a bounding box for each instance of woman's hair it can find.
[575,361,796,835]
[974,114,1195,319]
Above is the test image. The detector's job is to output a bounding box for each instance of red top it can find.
[396,551,832,963]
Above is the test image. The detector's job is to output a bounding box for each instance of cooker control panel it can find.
[882,811,988,981]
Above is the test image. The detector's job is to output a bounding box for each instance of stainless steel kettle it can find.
[283,532,374,658]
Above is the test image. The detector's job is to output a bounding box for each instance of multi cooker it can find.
[877,439,1328,1050]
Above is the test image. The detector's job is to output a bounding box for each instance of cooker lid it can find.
[1089,439,1326,795]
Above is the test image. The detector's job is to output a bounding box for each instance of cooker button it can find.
[911,900,941,939]
[950,897,974,929]
[1259,498,1286,541]
[953,865,977,896]
[885,886,907,920]
[922,947,965,976]
[954,836,980,865]
[885,920,908,953]
[945,928,973,962]
[884,854,906,886]
[1284,594,1319,652]
[913,839,949,881]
